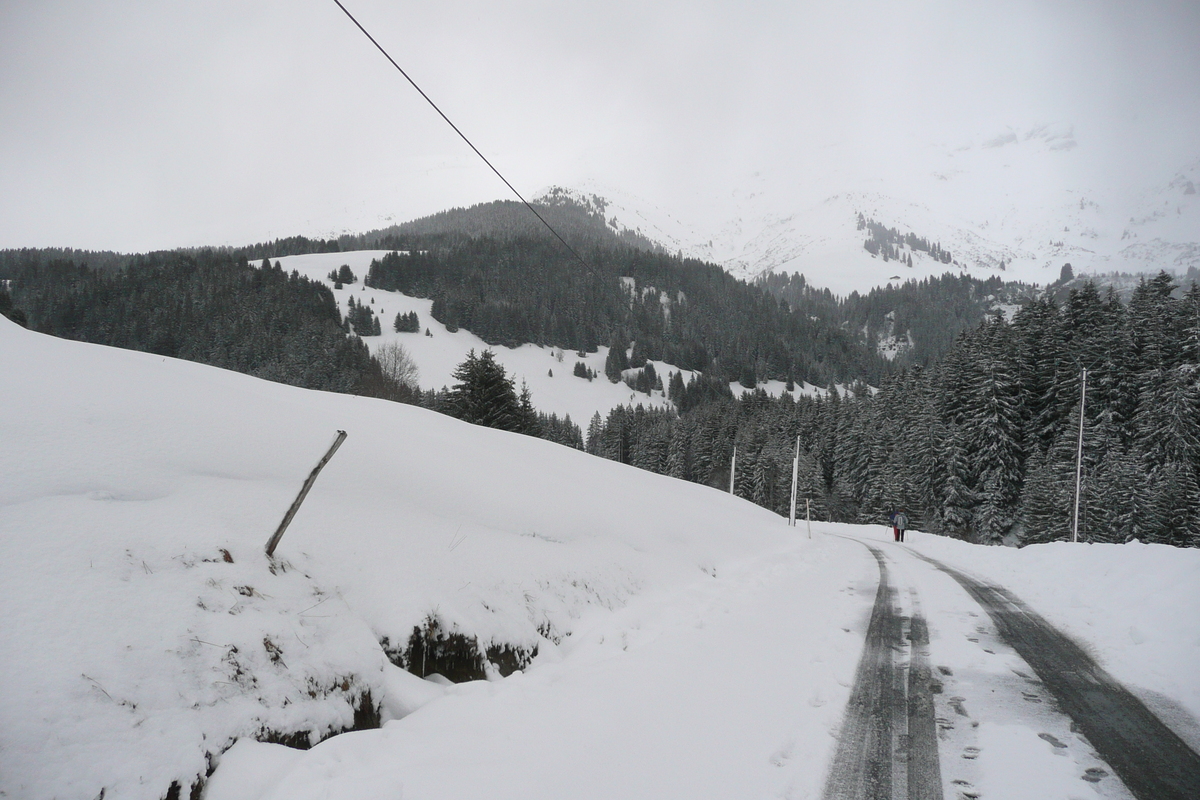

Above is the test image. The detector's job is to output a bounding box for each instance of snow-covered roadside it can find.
[0,317,801,799]
[207,530,876,800]
[904,530,1200,750]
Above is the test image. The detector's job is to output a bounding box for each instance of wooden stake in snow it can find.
[265,430,348,557]
[806,497,812,540]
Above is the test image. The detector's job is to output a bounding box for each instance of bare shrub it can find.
[375,341,420,389]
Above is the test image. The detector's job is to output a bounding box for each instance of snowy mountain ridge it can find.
[541,127,1200,296]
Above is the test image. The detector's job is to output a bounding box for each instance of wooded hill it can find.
[757,271,1034,367]
[343,190,664,254]
[362,235,888,387]
[3,251,391,397]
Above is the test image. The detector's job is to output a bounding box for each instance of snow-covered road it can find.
[826,531,1200,800]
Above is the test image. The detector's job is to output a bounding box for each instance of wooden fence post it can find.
[265,430,347,557]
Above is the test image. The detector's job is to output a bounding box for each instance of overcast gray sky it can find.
[2,0,1197,252]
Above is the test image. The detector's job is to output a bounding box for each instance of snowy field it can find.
[2,316,1198,800]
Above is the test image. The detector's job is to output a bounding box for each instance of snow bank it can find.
[0,316,792,799]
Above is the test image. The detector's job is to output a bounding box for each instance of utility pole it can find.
[1073,368,1087,543]
[789,436,800,526]
[729,446,737,495]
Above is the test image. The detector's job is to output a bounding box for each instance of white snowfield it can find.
[2,317,1198,800]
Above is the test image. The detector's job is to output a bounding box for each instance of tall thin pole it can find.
[806,498,812,540]
[729,446,737,495]
[789,436,800,526]
[1073,368,1087,543]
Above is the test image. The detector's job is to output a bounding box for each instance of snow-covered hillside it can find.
[548,131,1200,296]
[285,251,680,425]
[280,251,834,422]
[0,315,796,799]
[2,317,1198,800]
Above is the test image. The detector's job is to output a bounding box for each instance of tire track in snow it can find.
[823,542,943,800]
[913,551,1200,800]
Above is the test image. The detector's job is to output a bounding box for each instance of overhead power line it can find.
[331,0,595,274]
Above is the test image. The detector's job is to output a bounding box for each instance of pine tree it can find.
[940,426,975,538]
[604,334,629,382]
[516,380,539,436]
[586,412,604,455]
[447,350,523,432]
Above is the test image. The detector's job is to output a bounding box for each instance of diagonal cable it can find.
[332,0,595,274]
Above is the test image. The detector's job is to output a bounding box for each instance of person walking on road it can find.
[894,509,909,543]
[889,510,899,542]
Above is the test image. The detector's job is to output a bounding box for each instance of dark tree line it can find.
[758,271,1032,368]
[6,249,586,452]
[586,274,1200,548]
[6,251,395,396]
[362,234,889,388]
[340,192,663,255]
[0,247,131,278]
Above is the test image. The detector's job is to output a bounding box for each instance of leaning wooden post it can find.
[266,430,347,557]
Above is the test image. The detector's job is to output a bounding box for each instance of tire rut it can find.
[912,550,1200,800]
[823,543,943,800]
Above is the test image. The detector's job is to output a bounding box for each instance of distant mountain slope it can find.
[355,232,888,387]
[341,191,664,254]
[547,134,1200,295]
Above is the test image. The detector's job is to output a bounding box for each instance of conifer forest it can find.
[588,275,1200,548]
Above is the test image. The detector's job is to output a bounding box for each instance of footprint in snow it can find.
[1038,732,1068,749]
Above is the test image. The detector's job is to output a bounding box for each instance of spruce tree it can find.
[447,350,523,432]
[604,334,629,382]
